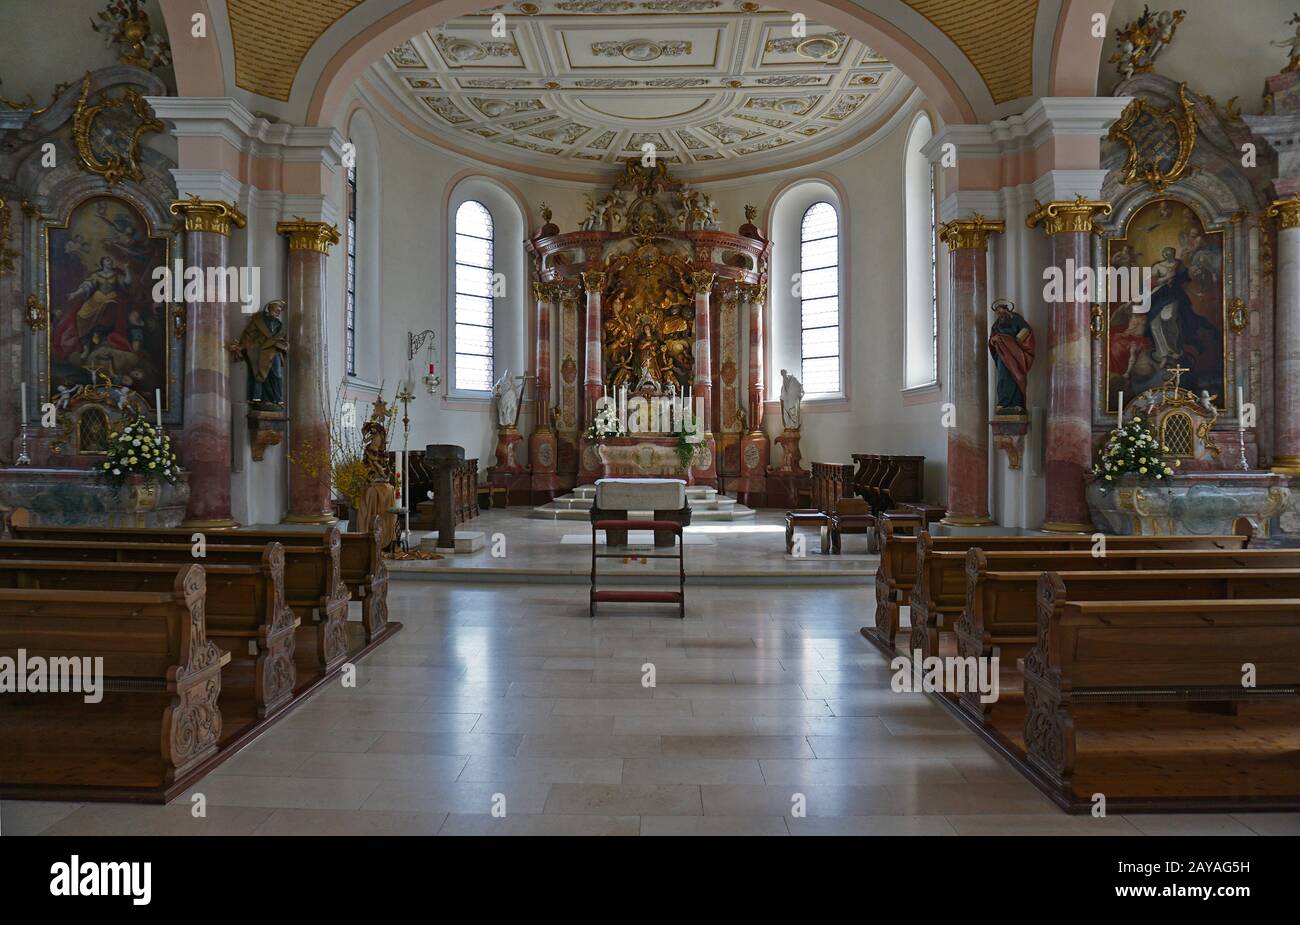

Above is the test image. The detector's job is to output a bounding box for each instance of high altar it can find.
[516,160,771,500]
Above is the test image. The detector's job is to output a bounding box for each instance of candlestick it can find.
[16,382,30,466]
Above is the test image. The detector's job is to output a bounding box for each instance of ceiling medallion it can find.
[795,36,839,60]
[623,40,664,61]
[444,38,487,62]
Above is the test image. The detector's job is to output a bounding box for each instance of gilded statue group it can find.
[604,275,694,391]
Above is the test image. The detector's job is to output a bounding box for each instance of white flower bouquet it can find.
[98,413,181,485]
[1091,414,1174,489]
[584,402,624,440]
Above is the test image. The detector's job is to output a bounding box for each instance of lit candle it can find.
[155,388,163,430]
[1117,390,1123,426]
[19,381,26,425]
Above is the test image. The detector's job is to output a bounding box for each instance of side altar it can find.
[518,160,772,501]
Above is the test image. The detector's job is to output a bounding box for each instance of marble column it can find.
[691,270,716,427]
[581,271,605,420]
[1268,195,1300,473]
[529,281,560,496]
[169,197,246,528]
[1028,197,1112,531]
[276,219,341,523]
[938,216,1004,526]
[747,282,767,431]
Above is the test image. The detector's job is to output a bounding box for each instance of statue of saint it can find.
[779,368,803,430]
[229,299,288,406]
[493,369,521,428]
[362,396,392,481]
[988,299,1035,415]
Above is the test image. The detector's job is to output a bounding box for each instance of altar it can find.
[0,467,189,528]
[519,159,773,504]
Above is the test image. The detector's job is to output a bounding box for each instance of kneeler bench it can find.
[785,510,830,554]
[589,478,691,548]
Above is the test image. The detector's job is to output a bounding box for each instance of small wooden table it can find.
[784,509,830,555]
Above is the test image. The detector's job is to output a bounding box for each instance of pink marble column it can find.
[1268,196,1300,472]
[747,282,766,431]
[581,271,605,420]
[277,220,341,523]
[530,281,560,497]
[169,197,246,528]
[1028,199,1111,531]
[938,217,1003,526]
[691,270,715,426]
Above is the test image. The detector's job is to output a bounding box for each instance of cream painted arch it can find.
[159,0,1117,139]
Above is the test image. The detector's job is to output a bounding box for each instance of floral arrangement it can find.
[98,413,180,484]
[584,401,624,440]
[289,382,403,513]
[673,413,704,470]
[1091,414,1174,487]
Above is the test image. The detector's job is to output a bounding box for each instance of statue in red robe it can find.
[988,299,1035,416]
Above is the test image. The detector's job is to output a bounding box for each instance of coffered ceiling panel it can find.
[370,0,909,178]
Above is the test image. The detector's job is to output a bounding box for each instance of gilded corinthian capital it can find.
[581,271,606,293]
[1267,194,1300,230]
[691,270,716,294]
[937,214,1005,251]
[276,218,341,253]
[169,196,247,236]
[1026,196,1112,236]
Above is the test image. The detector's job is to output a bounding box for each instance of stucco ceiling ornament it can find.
[90,0,173,71]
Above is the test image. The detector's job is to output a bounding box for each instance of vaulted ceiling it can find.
[367,1,909,178]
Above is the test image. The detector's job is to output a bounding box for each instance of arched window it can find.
[903,113,937,389]
[453,200,495,393]
[800,201,841,396]
[344,150,358,377]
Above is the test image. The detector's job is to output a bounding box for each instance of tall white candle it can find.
[155,388,163,430]
[1117,390,1124,426]
[19,382,26,426]
[1238,385,1246,431]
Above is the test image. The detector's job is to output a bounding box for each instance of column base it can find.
[1272,454,1300,474]
[182,517,240,530]
[282,513,339,525]
[1039,519,1095,534]
[940,514,995,527]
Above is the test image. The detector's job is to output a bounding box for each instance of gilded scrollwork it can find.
[71,75,164,185]
[1108,82,1197,192]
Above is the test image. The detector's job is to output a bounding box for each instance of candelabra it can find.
[396,380,416,545]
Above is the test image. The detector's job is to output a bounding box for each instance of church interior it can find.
[3,0,1300,845]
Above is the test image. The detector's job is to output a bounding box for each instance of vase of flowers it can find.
[673,414,705,471]
[98,413,181,485]
[584,401,624,441]
[1091,414,1174,489]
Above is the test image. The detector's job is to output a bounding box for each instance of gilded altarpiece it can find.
[524,160,769,498]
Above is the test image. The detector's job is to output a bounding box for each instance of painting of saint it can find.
[1104,198,1224,412]
[47,197,169,406]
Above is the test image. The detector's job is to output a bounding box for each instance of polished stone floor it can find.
[3,581,1297,836]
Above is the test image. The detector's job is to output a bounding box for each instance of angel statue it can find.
[1274,15,1300,73]
[779,368,803,430]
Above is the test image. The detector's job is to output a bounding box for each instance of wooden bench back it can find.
[0,564,219,683]
[1034,572,1300,691]
[0,534,344,614]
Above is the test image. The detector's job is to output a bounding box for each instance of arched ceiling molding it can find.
[1048,0,1114,96]
[160,0,228,97]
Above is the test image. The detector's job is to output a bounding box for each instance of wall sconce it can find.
[408,329,441,395]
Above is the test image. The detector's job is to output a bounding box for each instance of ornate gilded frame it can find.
[71,74,163,185]
[1108,82,1197,192]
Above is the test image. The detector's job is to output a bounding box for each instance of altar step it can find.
[531,484,757,521]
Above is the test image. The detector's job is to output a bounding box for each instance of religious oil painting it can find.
[1104,197,1225,414]
[45,195,170,407]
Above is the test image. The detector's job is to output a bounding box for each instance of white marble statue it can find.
[493,369,521,428]
[779,368,803,430]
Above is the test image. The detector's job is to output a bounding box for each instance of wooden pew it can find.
[0,565,228,800]
[960,552,1300,720]
[905,531,1253,658]
[1023,572,1300,791]
[7,515,391,644]
[0,546,296,718]
[0,533,350,673]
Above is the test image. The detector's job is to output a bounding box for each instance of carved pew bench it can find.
[0,535,351,679]
[1023,573,1300,792]
[7,516,392,646]
[0,565,228,802]
[960,552,1300,721]
[0,547,298,720]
